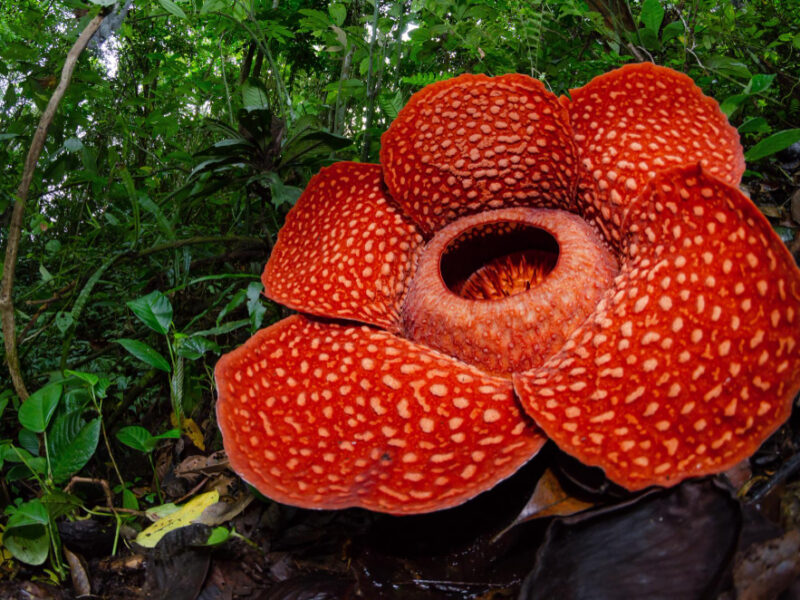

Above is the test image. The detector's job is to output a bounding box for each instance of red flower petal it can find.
[567,63,745,246]
[381,73,578,234]
[262,163,424,331]
[215,315,546,514]
[514,165,800,491]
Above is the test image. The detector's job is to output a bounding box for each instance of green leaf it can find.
[63,137,83,152]
[216,288,247,325]
[205,526,231,545]
[116,339,172,372]
[200,0,227,14]
[9,499,49,526]
[745,129,800,162]
[139,195,176,239]
[4,500,50,566]
[266,172,302,208]
[127,290,173,335]
[117,425,157,453]
[48,415,101,483]
[246,282,266,332]
[64,369,99,388]
[329,2,346,26]
[41,489,82,520]
[661,20,683,43]
[640,0,664,33]
[3,523,49,565]
[738,117,771,135]
[122,487,140,511]
[719,94,748,118]
[745,74,776,95]
[55,311,74,334]
[159,0,188,20]
[18,384,62,433]
[242,80,269,108]
[177,335,220,360]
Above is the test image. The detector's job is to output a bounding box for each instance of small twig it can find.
[747,453,800,504]
[66,476,115,510]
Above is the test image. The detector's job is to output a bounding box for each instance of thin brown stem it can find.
[0,11,107,400]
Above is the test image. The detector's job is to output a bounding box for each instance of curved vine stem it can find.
[0,10,108,400]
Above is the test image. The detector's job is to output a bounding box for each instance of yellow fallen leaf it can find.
[170,413,205,450]
[135,490,219,548]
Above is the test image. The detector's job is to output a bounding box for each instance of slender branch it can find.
[0,11,107,400]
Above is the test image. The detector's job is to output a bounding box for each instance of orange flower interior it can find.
[401,208,619,376]
[216,63,800,515]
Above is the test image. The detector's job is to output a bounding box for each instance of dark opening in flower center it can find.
[401,208,619,376]
[441,223,559,301]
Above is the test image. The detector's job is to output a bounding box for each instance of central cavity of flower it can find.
[401,208,619,376]
[442,223,559,301]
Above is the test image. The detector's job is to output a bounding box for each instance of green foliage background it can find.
[0,0,799,575]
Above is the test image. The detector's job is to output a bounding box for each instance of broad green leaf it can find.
[200,0,227,14]
[116,425,157,453]
[116,339,171,372]
[122,487,140,511]
[127,290,173,334]
[3,524,49,565]
[159,0,187,20]
[18,384,62,433]
[745,129,800,161]
[329,2,346,26]
[88,0,117,5]
[640,0,664,33]
[267,172,302,208]
[48,415,101,483]
[661,20,683,43]
[704,56,751,79]
[55,311,74,334]
[738,117,771,135]
[242,81,269,108]
[64,370,99,387]
[745,74,776,95]
[8,499,49,526]
[177,335,220,360]
[246,282,267,332]
[205,526,231,545]
[18,428,39,456]
[720,94,748,117]
[63,137,83,152]
[4,500,49,566]
[41,489,82,520]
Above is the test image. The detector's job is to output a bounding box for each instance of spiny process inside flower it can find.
[216,63,800,515]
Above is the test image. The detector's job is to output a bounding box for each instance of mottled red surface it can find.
[216,315,545,513]
[216,63,800,513]
[380,73,577,234]
[515,165,800,490]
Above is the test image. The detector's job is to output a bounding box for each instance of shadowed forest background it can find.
[1,0,800,597]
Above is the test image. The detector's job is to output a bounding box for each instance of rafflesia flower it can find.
[215,63,800,515]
